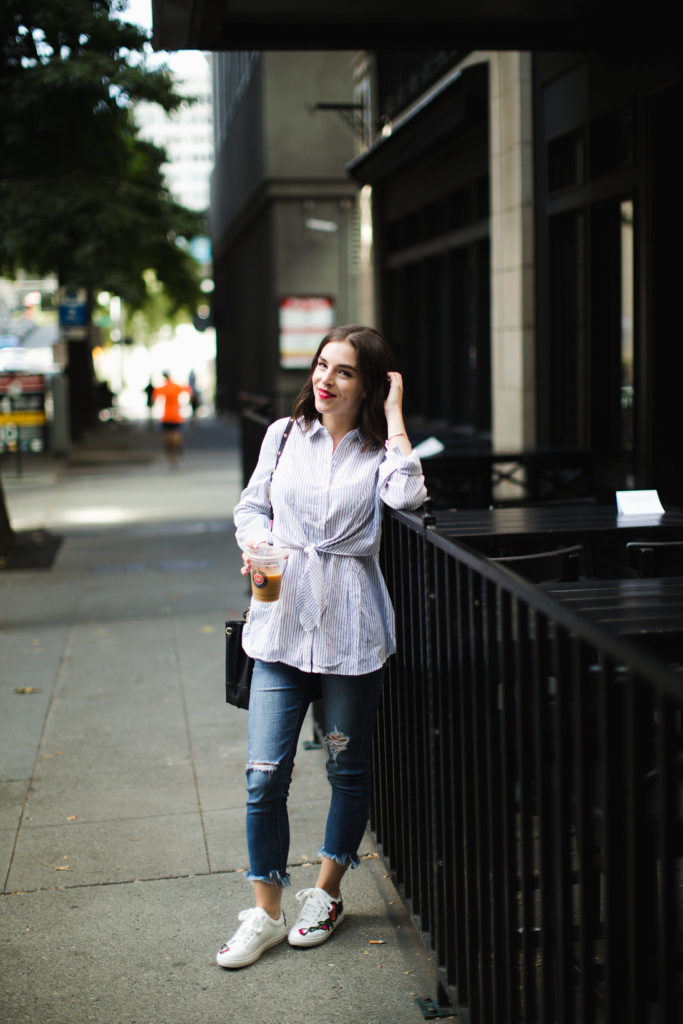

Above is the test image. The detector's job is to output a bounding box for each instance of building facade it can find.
[135,60,214,213]
[351,47,683,503]
[210,51,360,415]
[203,36,683,503]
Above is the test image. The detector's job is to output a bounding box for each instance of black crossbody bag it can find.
[225,419,293,709]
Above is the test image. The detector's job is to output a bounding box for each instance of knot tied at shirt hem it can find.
[292,543,375,633]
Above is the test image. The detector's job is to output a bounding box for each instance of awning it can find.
[151,0,599,52]
[346,61,488,186]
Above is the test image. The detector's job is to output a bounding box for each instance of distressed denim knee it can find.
[316,667,385,868]
[246,757,290,814]
[245,758,293,885]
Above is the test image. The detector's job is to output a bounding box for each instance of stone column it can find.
[489,52,536,456]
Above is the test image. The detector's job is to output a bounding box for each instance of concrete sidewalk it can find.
[0,418,438,1024]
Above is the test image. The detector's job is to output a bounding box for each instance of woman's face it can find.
[312,340,365,427]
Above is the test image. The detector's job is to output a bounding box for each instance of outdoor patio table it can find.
[539,575,683,666]
[426,505,683,576]
[541,576,683,635]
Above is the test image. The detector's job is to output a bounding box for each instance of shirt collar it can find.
[307,418,363,445]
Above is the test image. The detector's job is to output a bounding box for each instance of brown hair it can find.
[291,324,395,450]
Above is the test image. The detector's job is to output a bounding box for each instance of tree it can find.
[0,0,206,552]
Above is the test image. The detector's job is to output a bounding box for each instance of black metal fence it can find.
[376,506,683,1023]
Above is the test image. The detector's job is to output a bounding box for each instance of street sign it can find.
[59,288,88,334]
[0,372,47,452]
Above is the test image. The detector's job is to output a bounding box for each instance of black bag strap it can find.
[274,417,294,471]
[269,417,294,523]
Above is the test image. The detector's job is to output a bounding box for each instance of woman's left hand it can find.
[384,371,404,415]
[240,540,261,576]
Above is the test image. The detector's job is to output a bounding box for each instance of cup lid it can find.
[250,542,287,560]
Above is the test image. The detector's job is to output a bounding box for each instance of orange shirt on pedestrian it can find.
[152,381,191,424]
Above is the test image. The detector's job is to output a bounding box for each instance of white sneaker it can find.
[288,887,345,948]
[216,907,287,968]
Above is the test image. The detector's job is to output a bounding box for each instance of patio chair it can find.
[490,543,586,583]
[625,540,683,577]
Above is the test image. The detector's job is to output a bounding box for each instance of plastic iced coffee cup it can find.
[248,544,288,602]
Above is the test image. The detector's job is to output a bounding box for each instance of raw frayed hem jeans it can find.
[244,659,385,887]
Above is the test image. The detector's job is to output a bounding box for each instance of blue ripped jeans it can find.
[245,659,385,886]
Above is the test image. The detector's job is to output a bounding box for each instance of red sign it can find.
[279,297,335,369]
[0,372,45,393]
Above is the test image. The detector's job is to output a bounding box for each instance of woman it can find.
[217,325,426,969]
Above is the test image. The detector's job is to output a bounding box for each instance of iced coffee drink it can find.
[249,545,288,602]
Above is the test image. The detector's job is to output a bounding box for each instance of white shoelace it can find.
[227,907,269,947]
[293,887,335,925]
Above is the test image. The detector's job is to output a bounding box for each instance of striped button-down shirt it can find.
[234,416,427,675]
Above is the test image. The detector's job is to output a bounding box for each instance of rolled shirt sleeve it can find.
[378,443,428,510]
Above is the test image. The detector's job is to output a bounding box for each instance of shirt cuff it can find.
[380,447,424,480]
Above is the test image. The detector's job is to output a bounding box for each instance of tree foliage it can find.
[0,1,209,550]
[0,0,205,312]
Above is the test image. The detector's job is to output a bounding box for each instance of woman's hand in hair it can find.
[384,372,404,416]
[384,373,412,456]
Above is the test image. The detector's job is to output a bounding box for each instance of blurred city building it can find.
[209,51,359,416]
[135,57,214,213]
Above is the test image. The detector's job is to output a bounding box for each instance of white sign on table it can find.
[616,489,665,516]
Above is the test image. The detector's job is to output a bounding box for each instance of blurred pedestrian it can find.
[94,380,115,420]
[188,369,201,419]
[143,380,155,430]
[151,371,191,467]
[216,325,427,969]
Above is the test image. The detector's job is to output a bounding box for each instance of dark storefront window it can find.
[536,53,640,487]
[385,240,490,432]
[349,59,490,438]
[589,106,634,178]
[382,163,490,434]
[619,199,635,453]
[589,197,636,464]
[548,210,586,446]
[546,196,635,460]
[547,128,584,192]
